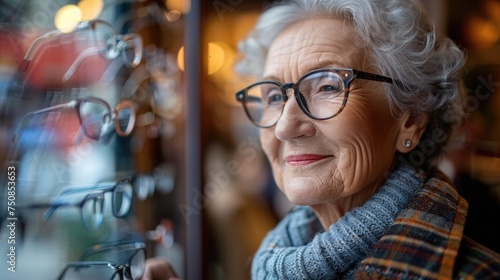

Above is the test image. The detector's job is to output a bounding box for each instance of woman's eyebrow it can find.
[262,62,345,82]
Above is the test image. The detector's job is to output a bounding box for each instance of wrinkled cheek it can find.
[335,144,363,188]
[260,131,274,162]
[260,131,283,187]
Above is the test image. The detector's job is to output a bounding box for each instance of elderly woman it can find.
[232,0,500,279]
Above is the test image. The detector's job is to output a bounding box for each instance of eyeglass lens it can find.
[81,194,104,230]
[79,181,132,230]
[243,70,346,127]
[91,21,118,60]
[112,181,133,217]
[79,99,113,140]
[130,249,146,279]
[116,105,134,136]
[121,34,142,67]
[133,174,156,200]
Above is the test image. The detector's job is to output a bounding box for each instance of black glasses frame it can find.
[235,68,399,128]
[56,261,134,280]
[56,241,146,280]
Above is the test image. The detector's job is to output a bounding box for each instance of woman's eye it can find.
[267,93,283,104]
[319,84,340,92]
[266,89,283,104]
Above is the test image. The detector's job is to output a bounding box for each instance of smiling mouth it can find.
[285,154,333,166]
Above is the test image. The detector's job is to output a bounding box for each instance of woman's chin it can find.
[282,180,322,205]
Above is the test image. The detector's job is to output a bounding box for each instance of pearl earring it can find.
[403,139,412,148]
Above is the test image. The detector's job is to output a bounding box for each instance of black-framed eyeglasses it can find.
[55,241,146,280]
[62,32,143,82]
[77,172,157,201]
[12,97,137,144]
[19,20,118,72]
[53,242,146,280]
[235,68,399,128]
[18,179,133,230]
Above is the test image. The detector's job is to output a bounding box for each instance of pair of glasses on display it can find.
[56,241,146,280]
[62,32,143,83]
[19,19,138,73]
[19,179,133,230]
[11,97,137,144]
[122,47,181,120]
[18,174,155,230]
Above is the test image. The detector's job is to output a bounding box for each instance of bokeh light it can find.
[166,0,191,14]
[78,0,103,21]
[177,42,226,74]
[54,5,82,32]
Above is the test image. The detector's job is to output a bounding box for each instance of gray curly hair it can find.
[235,0,467,170]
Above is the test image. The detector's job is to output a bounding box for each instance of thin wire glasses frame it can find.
[63,33,143,83]
[19,20,118,72]
[235,68,402,128]
[12,97,137,144]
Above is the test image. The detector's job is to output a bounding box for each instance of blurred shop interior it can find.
[0,0,499,279]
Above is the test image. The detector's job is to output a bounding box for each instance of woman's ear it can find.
[396,112,428,153]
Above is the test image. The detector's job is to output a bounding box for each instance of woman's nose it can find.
[274,91,315,141]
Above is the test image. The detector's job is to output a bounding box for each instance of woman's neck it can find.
[311,175,388,230]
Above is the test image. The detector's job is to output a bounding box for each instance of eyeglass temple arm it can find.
[11,100,78,144]
[354,70,394,83]
[79,242,145,261]
[18,29,65,72]
[122,33,143,67]
[18,202,55,210]
[42,201,77,220]
[354,70,411,92]
[99,58,124,86]
[62,46,102,82]
[18,20,102,72]
[56,182,116,198]
[44,182,114,219]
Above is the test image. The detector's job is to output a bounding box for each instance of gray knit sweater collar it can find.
[251,164,425,279]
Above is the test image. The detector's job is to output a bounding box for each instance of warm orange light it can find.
[54,5,82,32]
[77,0,103,21]
[177,46,185,71]
[466,16,499,50]
[177,42,226,74]
[165,0,190,14]
[208,42,225,75]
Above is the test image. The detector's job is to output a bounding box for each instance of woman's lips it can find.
[285,154,332,166]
